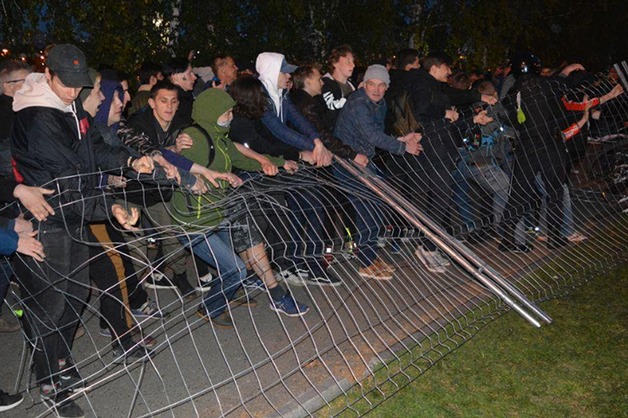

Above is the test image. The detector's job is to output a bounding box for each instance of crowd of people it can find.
[0,42,624,417]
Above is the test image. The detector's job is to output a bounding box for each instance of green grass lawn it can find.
[369,264,628,418]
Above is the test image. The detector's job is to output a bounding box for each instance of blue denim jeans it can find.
[452,159,510,231]
[536,176,574,237]
[179,224,246,318]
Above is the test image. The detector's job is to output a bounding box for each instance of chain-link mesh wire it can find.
[0,72,626,417]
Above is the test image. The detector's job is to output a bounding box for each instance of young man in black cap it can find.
[11,44,153,418]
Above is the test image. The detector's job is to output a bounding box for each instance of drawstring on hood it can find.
[13,72,81,139]
[256,52,285,119]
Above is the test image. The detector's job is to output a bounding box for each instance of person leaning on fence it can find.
[227,75,330,286]
[170,88,310,326]
[10,44,153,418]
[450,79,514,244]
[334,64,422,281]
[289,63,372,285]
[401,52,495,273]
[79,73,163,362]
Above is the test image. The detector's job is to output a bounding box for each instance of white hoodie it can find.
[256,52,285,119]
[13,72,81,137]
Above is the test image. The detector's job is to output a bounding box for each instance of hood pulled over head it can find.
[192,88,236,134]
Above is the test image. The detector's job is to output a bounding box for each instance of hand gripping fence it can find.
[333,156,552,328]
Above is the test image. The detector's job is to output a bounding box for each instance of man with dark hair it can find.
[129,62,163,115]
[11,44,152,417]
[209,54,239,90]
[322,45,356,126]
[401,52,495,273]
[395,48,421,72]
[162,58,197,124]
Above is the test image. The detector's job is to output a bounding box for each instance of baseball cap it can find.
[47,44,93,88]
[280,59,298,74]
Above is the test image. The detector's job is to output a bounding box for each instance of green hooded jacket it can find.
[170,88,284,229]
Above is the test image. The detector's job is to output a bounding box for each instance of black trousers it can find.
[15,225,89,385]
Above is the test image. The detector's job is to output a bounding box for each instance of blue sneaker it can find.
[242,276,265,292]
[269,293,309,317]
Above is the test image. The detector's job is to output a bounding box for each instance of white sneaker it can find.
[433,251,451,266]
[143,271,176,290]
[275,269,307,286]
[195,272,213,292]
[414,247,447,273]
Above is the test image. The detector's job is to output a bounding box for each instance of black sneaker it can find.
[59,362,86,392]
[112,342,155,365]
[0,390,23,412]
[41,387,84,418]
[306,271,342,286]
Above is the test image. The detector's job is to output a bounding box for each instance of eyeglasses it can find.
[5,79,25,84]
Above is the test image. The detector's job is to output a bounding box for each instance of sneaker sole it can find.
[306,278,343,286]
[0,396,23,412]
[269,304,309,317]
[357,271,394,281]
[143,283,178,290]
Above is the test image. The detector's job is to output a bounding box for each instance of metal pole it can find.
[334,157,549,327]
[364,165,552,324]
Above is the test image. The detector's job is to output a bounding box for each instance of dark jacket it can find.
[260,87,319,151]
[334,88,406,158]
[230,114,300,161]
[176,87,195,126]
[289,89,358,160]
[404,68,481,123]
[12,105,128,226]
[0,94,15,177]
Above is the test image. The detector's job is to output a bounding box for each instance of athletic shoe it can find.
[242,276,266,292]
[41,387,84,418]
[196,308,233,328]
[0,390,23,412]
[276,269,307,286]
[0,317,20,333]
[306,271,342,286]
[269,293,309,317]
[433,251,451,266]
[566,232,587,242]
[112,343,155,365]
[99,328,111,338]
[131,299,167,319]
[195,271,213,292]
[414,247,447,273]
[59,362,86,393]
[143,270,176,290]
[358,259,395,281]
